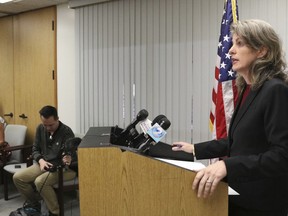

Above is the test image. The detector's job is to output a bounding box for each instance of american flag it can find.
[210,0,239,140]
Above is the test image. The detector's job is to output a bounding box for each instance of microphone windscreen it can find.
[158,117,171,130]
[136,109,149,121]
[152,114,167,125]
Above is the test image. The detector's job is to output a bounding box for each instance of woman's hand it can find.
[172,141,227,198]
[172,141,194,154]
[192,160,227,198]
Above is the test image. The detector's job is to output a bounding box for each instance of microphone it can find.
[139,114,166,133]
[119,109,149,147]
[137,115,171,153]
[151,114,167,126]
[120,109,149,136]
[132,114,169,148]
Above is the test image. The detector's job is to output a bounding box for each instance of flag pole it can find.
[209,0,239,164]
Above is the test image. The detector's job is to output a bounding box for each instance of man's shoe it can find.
[23,202,41,216]
[49,211,59,216]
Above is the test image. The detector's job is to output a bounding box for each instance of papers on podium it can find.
[155,158,239,195]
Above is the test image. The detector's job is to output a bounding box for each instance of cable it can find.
[22,170,51,215]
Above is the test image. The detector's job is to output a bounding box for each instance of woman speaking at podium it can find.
[172,19,288,216]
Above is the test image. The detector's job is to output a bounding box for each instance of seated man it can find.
[13,105,75,216]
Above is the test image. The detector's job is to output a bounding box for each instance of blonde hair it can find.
[230,19,288,93]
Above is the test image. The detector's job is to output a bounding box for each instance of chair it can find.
[54,162,79,216]
[53,135,83,216]
[1,124,31,200]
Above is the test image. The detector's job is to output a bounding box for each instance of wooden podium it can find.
[78,142,228,216]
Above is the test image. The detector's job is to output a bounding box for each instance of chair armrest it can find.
[0,144,33,165]
[2,144,33,152]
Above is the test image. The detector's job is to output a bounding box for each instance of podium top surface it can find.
[79,126,194,161]
[79,127,112,148]
[84,126,112,136]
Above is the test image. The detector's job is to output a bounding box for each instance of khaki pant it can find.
[13,164,76,215]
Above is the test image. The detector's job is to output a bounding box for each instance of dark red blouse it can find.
[241,85,251,107]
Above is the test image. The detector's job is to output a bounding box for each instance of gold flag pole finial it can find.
[231,0,238,23]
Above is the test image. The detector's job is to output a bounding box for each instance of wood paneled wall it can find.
[0,7,57,144]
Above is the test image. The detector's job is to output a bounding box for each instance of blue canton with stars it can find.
[217,0,238,82]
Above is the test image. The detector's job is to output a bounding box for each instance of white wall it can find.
[57,4,77,132]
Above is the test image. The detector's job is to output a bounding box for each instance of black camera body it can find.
[44,164,61,172]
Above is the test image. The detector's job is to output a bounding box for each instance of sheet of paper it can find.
[156,158,206,171]
[228,187,239,195]
[155,158,239,195]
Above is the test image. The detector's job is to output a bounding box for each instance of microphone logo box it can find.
[139,119,152,134]
[147,123,167,143]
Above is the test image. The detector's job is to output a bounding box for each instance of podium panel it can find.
[78,146,228,216]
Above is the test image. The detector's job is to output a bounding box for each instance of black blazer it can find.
[195,78,288,211]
